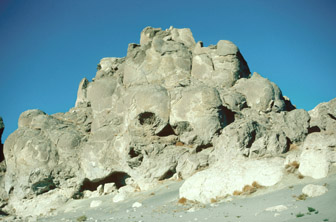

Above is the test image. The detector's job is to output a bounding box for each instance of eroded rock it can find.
[1,26,334,219]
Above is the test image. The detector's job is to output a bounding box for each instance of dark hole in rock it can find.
[156,124,176,137]
[218,106,235,128]
[138,112,157,125]
[196,144,213,153]
[159,168,176,180]
[127,147,143,168]
[328,113,336,121]
[308,126,321,134]
[0,144,3,162]
[283,98,296,111]
[79,172,130,193]
[285,137,291,153]
[0,210,9,216]
[31,177,56,195]
[129,146,140,158]
[246,131,256,149]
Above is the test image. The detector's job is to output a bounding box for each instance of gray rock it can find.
[95,57,125,79]
[298,132,336,179]
[179,157,284,204]
[4,110,86,201]
[170,86,226,146]
[302,184,328,197]
[272,109,310,143]
[309,98,336,133]
[191,40,250,88]
[233,72,286,112]
[216,40,239,56]
[75,78,90,108]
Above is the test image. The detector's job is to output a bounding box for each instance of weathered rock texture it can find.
[1,27,335,217]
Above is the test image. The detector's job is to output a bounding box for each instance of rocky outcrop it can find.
[0,27,335,218]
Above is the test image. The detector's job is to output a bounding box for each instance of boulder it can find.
[302,184,328,197]
[191,40,250,88]
[170,86,226,146]
[233,72,286,112]
[179,157,284,204]
[125,27,193,89]
[4,110,85,200]
[271,109,310,143]
[309,98,336,133]
[212,115,289,158]
[298,132,336,179]
[95,57,125,79]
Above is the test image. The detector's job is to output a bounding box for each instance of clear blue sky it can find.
[1,0,335,142]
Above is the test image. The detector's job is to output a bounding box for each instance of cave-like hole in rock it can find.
[246,131,256,149]
[138,112,156,125]
[219,106,235,128]
[129,146,141,158]
[79,172,130,192]
[308,126,321,134]
[284,137,291,153]
[157,124,176,137]
[195,143,213,153]
[159,168,176,181]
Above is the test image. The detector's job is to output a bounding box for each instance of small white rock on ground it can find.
[302,184,328,197]
[265,205,288,212]
[90,200,102,208]
[132,202,142,208]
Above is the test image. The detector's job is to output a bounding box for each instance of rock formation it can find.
[0,27,335,218]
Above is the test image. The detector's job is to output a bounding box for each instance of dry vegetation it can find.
[178,197,188,204]
[176,141,184,146]
[285,161,300,173]
[210,198,218,203]
[294,193,308,201]
[233,181,264,196]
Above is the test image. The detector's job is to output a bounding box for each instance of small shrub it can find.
[233,181,263,196]
[233,190,242,196]
[285,161,300,173]
[296,193,308,201]
[77,215,87,222]
[210,198,217,203]
[323,219,329,221]
[178,197,187,204]
[296,213,305,218]
[298,174,305,179]
[242,185,257,194]
[252,181,263,189]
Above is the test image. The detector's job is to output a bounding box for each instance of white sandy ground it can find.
[3,168,336,222]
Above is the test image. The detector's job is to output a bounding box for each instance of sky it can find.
[0,0,335,142]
